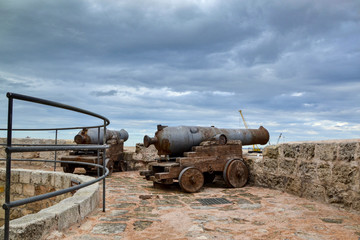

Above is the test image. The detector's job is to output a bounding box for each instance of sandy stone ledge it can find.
[0,170,99,240]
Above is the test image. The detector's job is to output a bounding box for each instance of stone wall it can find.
[0,169,73,225]
[0,138,73,168]
[0,171,99,240]
[247,139,360,212]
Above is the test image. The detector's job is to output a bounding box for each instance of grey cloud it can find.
[0,76,31,89]
[0,0,359,145]
[91,90,118,97]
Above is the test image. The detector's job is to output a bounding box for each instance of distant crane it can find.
[239,110,262,153]
[276,133,282,145]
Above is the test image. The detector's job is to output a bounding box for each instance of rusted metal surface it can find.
[61,128,128,175]
[140,123,270,193]
[140,138,250,192]
[74,128,128,144]
[144,125,269,157]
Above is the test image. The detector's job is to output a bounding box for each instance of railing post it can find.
[4,94,13,240]
[102,122,106,212]
[54,129,58,171]
[97,127,100,177]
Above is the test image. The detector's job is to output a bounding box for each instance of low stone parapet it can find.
[0,169,73,223]
[248,139,360,212]
[0,169,99,239]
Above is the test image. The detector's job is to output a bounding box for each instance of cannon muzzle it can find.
[143,135,157,148]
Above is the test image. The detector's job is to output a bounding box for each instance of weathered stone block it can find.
[270,175,288,189]
[278,159,296,176]
[253,173,287,189]
[355,143,360,161]
[11,183,23,195]
[298,161,317,178]
[42,199,81,230]
[63,176,71,188]
[281,144,297,158]
[285,178,301,195]
[0,147,5,159]
[280,143,315,160]
[315,143,337,161]
[0,212,57,240]
[49,173,56,186]
[263,157,278,173]
[316,162,332,184]
[338,142,356,161]
[340,190,359,210]
[351,193,360,211]
[23,184,35,196]
[11,171,20,183]
[252,173,269,187]
[19,171,31,184]
[35,185,47,195]
[301,183,325,202]
[55,174,64,189]
[253,157,265,170]
[41,173,51,185]
[0,170,5,181]
[332,163,358,185]
[298,144,315,160]
[31,172,42,185]
[325,183,348,204]
[263,145,279,159]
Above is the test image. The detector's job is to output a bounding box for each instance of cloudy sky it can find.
[1,0,359,146]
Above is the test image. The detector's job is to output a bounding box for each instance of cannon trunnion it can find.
[140,125,269,192]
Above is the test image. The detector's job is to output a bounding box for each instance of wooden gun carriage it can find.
[140,125,269,192]
[60,128,128,175]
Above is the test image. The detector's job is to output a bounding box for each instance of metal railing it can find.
[1,92,111,240]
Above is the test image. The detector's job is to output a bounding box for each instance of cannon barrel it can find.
[74,128,129,144]
[144,125,269,157]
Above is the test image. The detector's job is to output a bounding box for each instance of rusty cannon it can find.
[140,125,269,192]
[74,128,129,144]
[61,128,128,175]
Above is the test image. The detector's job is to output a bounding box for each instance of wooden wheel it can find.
[178,167,204,193]
[223,159,249,188]
[63,165,75,173]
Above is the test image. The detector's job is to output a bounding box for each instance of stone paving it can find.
[51,171,360,240]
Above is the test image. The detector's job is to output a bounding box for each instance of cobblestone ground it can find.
[53,171,360,240]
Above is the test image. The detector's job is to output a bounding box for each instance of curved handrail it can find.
[6,92,110,128]
[2,92,111,240]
